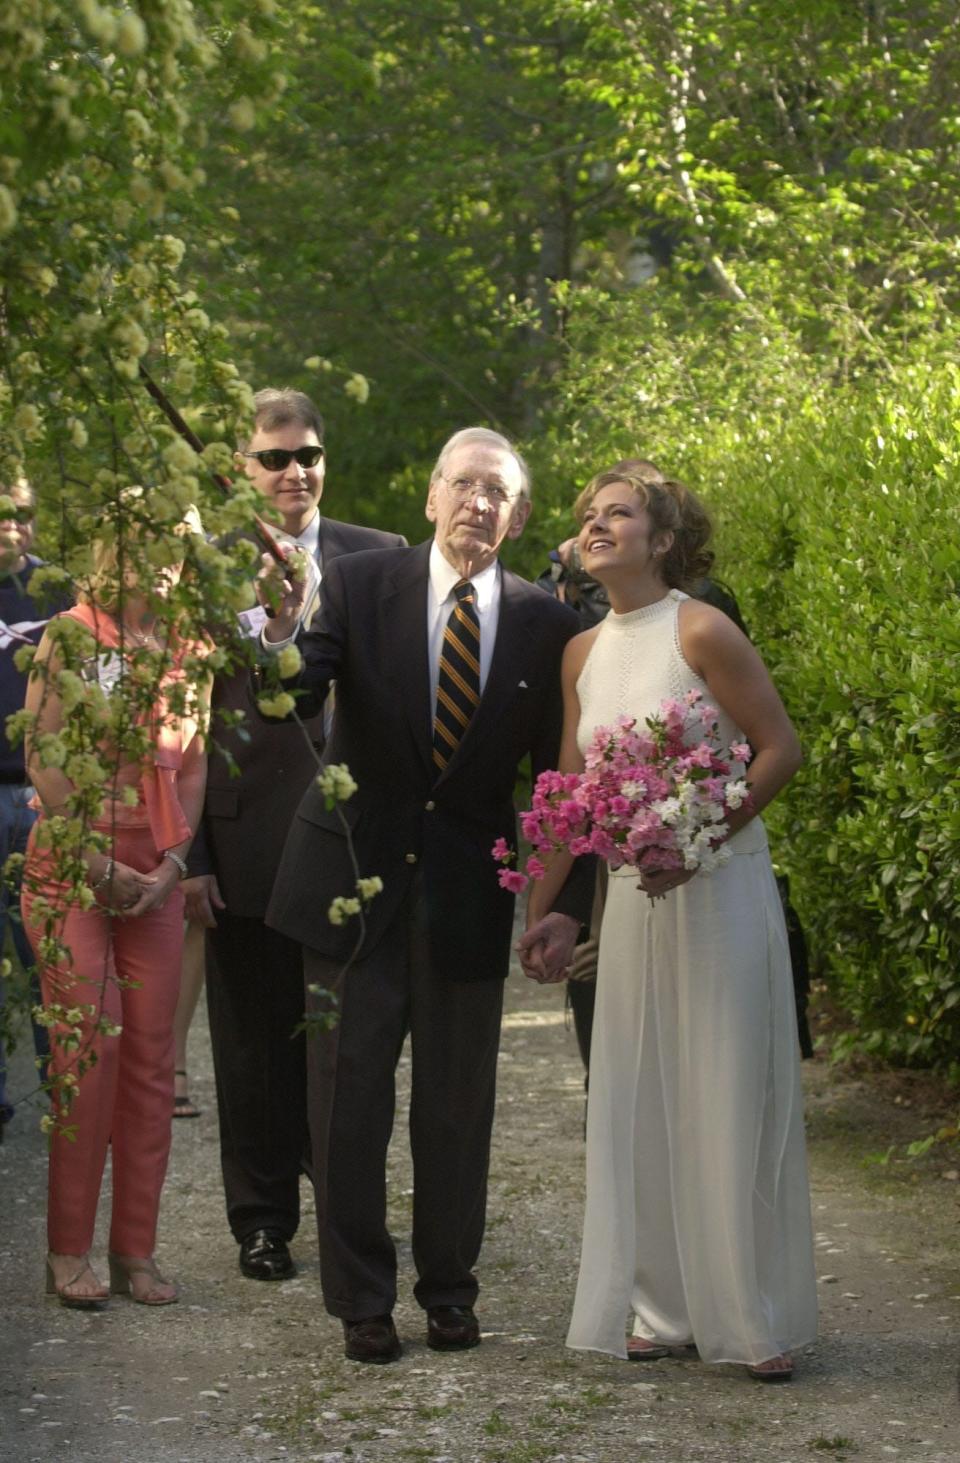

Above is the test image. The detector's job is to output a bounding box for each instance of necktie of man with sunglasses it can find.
[181,388,406,1291]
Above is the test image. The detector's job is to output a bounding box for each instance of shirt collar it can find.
[290,509,321,561]
[429,539,500,609]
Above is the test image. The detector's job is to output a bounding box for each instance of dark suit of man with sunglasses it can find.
[184,389,405,1284]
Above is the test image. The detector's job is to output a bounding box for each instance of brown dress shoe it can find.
[342,1314,402,1364]
[426,1304,480,1351]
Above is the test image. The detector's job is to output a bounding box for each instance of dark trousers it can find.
[205,912,310,1243]
[302,881,504,1323]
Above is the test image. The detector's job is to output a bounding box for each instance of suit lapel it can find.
[318,516,358,568]
[382,541,434,778]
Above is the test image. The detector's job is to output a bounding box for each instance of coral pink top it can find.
[59,603,203,852]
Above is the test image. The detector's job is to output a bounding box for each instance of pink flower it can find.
[491,836,512,863]
[498,697,748,882]
[498,869,529,894]
[686,743,715,768]
[730,741,752,763]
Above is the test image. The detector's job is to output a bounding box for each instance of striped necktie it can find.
[432,579,480,772]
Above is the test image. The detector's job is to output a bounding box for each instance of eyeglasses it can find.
[244,445,324,471]
[441,475,517,507]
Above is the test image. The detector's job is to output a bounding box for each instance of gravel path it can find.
[2,954,959,1463]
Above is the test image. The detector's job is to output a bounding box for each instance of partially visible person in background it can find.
[0,479,62,1140]
[23,504,209,1307]
[172,918,205,1118]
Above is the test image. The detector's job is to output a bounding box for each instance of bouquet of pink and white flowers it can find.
[493,691,752,892]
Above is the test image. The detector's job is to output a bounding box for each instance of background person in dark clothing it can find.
[0,479,57,1137]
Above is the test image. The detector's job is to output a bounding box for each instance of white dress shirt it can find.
[427,540,501,706]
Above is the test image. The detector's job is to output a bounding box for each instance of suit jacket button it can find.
[405,852,417,864]
[424,800,435,812]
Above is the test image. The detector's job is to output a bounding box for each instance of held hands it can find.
[517,912,580,985]
[256,546,308,643]
[182,873,226,928]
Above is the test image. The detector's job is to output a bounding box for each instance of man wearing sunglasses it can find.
[183,388,405,1285]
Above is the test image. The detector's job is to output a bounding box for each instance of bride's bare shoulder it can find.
[562,623,602,679]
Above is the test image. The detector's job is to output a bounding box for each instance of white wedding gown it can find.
[566,591,817,1364]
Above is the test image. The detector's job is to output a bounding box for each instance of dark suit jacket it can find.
[189,516,405,915]
[265,540,585,981]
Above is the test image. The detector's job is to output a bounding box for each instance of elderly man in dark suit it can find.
[258,427,587,1363]
[183,388,405,1284]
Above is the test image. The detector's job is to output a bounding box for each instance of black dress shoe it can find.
[426,1304,480,1351]
[342,1314,402,1364]
[238,1229,295,1281]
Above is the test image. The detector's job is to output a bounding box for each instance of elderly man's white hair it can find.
[431,427,531,502]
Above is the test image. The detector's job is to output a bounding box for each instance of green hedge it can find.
[699,370,960,1069]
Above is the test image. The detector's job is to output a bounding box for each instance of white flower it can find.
[228,97,257,132]
[158,235,186,270]
[115,12,147,55]
[0,184,17,237]
[316,764,358,803]
[112,318,149,359]
[725,779,749,810]
[162,436,198,473]
[344,373,370,404]
[356,875,383,902]
[277,644,303,679]
[328,894,362,925]
[652,797,683,826]
[257,691,296,719]
[13,403,44,441]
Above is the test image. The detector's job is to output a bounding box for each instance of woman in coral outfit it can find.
[23,509,208,1308]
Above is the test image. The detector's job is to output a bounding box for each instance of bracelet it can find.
[163,850,188,880]
[91,858,115,893]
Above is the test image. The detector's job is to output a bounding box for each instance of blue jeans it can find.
[0,782,48,1121]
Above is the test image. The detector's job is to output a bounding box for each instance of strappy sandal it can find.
[747,1353,793,1383]
[45,1254,109,1310]
[626,1335,671,1361]
[172,1069,200,1119]
[108,1253,178,1306]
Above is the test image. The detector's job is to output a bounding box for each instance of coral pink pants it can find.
[23,823,184,1257]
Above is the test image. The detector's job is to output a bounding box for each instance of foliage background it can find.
[1,0,958,1068]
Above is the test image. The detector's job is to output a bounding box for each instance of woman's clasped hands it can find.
[88,853,180,918]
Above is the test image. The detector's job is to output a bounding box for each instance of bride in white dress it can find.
[522,466,817,1381]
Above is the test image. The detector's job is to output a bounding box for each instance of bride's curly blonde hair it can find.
[574,459,714,590]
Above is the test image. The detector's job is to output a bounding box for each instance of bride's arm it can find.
[518,630,594,982]
[679,598,802,832]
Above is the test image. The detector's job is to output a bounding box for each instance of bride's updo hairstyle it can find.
[574,459,715,590]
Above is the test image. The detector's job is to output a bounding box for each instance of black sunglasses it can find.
[243,445,324,471]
